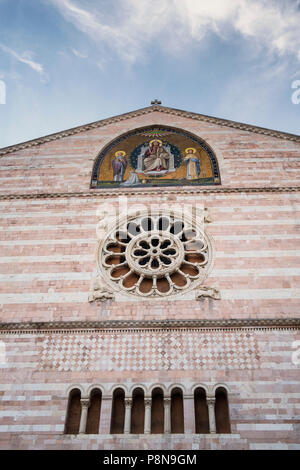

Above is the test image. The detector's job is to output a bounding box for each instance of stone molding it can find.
[0,318,299,334]
[1,105,299,157]
[0,186,299,201]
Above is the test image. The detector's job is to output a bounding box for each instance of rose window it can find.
[98,211,213,298]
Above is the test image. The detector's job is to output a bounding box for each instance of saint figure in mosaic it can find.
[142,139,170,173]
[112,151,127,182]
[184,148,200,179]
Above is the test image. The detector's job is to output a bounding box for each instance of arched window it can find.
[65,388,81,434]
[86,388,102,434]
[131,387,145,434]
[151,387,164,434]
[110,388,125,434]
[171,387,184,433]
[215,387,231,433]
[194,387,209,433]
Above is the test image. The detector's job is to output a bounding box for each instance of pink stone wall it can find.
[0,191,299,323]
[0,328,299,449]
[0,110,299,450]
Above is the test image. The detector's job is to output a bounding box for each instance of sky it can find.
[0,0,300,148]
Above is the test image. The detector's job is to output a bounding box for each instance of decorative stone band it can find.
[0,318,299,334]
[0,186,300,201]
[0,105,299,157]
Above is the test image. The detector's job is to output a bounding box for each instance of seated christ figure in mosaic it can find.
[142,139,170,173]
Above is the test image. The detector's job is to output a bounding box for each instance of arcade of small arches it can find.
[64,384,231,436]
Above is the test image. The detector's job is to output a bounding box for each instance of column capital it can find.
[164,397,171,406]
[207,397,216,407]
[124,398,132,408]
[144,398,152,408]
[80,398,90,408]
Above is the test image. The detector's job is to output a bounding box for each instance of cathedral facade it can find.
[0,103,299,450]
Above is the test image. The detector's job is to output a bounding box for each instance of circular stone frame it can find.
[97,210,214,299]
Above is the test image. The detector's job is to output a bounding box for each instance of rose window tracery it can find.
[98,211,214,299]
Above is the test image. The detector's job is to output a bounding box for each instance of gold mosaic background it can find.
[97,131,214,182]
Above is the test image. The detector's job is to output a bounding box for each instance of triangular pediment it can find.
[0,104,299,156]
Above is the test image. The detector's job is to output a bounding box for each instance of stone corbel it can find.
[203,207,212,223]
[195,286,221,301]
[88,275,115,302]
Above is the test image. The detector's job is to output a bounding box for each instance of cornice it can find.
[0,318,299,334]
[0,105,299,157]
[0,186,299,201]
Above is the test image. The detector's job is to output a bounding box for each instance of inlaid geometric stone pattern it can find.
[40,330,260,372]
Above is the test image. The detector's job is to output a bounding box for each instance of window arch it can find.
[86,388,102,434]
[63,382,232,435]
[151,387,164,434]
[64,388,81,434]
[131,387,145,434]
[110,388,125,434]
[215,387,231,433]
[91,125,221,189]
[171,387,184,433]
[194,387,209,434]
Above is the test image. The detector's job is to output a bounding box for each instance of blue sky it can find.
[0,0,300,148]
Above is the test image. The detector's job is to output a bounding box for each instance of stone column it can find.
[79,398,90,434]
[144,398,152,434]
[98,396,113,434]
[207,397,216,434]
[183,394,194,434]
[124,398,132,434]
[164,397,171,434]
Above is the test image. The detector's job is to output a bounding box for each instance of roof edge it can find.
[1,104,300,156]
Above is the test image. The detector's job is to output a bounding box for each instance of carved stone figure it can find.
[195,286,220,301]
[204,208,212,223]
[88,275,115,302]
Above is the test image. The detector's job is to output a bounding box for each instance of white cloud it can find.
[71,48,88,58]
[0,43,45,74]
[49,0,300,64]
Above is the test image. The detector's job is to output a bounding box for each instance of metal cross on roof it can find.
[151,99,162,105]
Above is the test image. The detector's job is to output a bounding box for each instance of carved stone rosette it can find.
[96,210,214,299]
